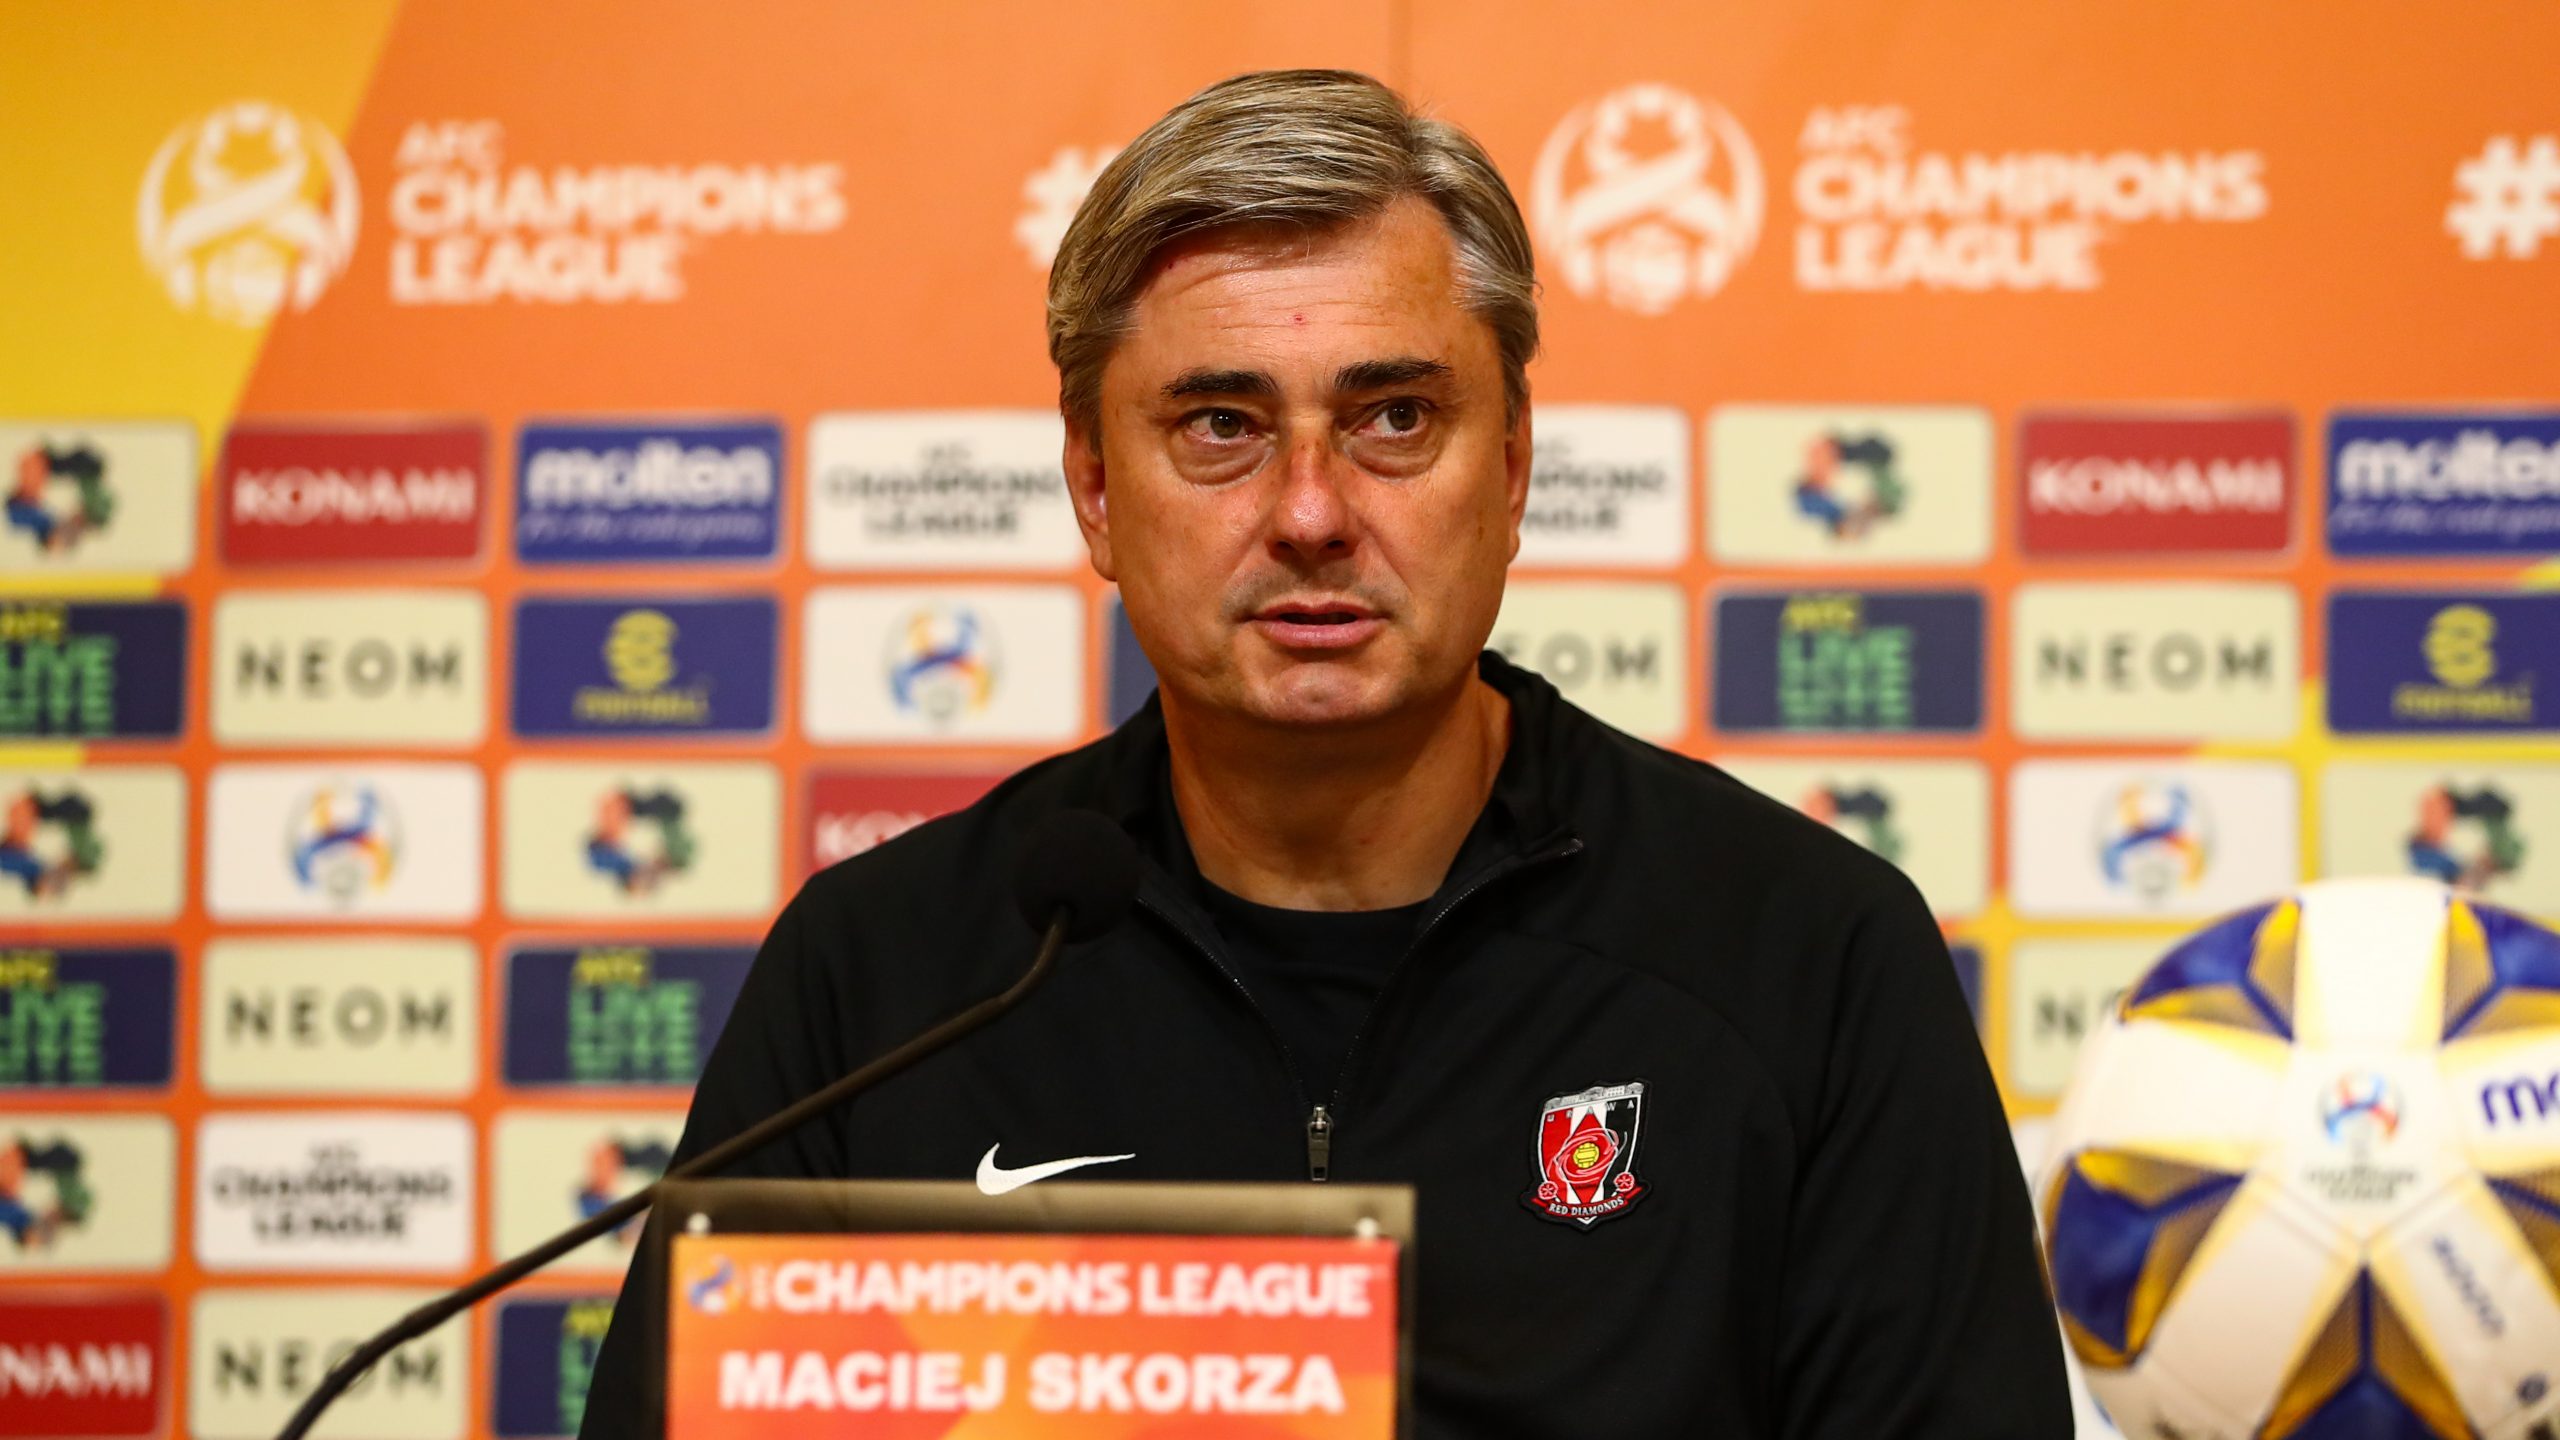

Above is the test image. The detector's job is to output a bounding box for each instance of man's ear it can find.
[1502,401,1532,564]
[1063,415,1116,582]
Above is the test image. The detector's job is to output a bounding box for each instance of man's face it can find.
[1066,193,1529,731]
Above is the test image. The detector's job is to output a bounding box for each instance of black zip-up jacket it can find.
[580,653,2072,1437]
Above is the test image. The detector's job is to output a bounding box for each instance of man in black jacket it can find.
[581,69,2069,1437]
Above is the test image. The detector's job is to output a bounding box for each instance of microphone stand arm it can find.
[273,910,1075,1440]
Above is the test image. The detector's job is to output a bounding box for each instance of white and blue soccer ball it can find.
[2040,876,2560,1440]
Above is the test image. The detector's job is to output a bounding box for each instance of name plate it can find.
[666,1231,1398,1434]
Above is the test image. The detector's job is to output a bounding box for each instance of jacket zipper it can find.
[1318,833,1585,1178]
[1134,889,1329,1168]
[1137,831,1585,1182]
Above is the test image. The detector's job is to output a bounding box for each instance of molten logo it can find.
[2481,1070,2560,1128]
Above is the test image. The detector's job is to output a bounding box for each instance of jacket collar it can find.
[1084,650,1578,892]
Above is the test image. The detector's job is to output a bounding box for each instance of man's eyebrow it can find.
[1335,357,1453,392]
[1162,368,1278,401]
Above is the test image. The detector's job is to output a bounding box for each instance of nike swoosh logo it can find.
[975,1144,1134,1196]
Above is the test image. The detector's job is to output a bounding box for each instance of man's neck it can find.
[1164,673,1511,912]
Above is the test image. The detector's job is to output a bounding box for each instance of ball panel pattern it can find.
[2049,880,2560,1436]
[2370,1177,2560,1432]
[2447,902,2560,1043]
[2122,899,2296,1042]
[2047,1150,2246,1368]
[2262,1272,2470,1440]
[2489,1169,2560,1299]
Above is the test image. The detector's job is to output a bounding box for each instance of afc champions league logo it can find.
[2320,1071,2404,1156]
[286,782,399,904]
[684,1254,740,1315]
[885,604,998,729]
[138,100,359,326]
[2095,779,2212,904]
[1532,83,1764,316]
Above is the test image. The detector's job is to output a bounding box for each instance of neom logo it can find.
[2033,631,2279,692]
[232,636,467,699]
[209,1336,441,1398]
[1486,632,1662,692]
[222,983,457,1049]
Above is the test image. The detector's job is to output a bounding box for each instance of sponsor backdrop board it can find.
[192,1111,476,1273]
[0,600,191,741]
[0,945,181,1089]
[1519,405,1691,568]
[2006,939,2178,1099]
[0,767,188,923]
[2,3,2556,1434]
[199,936,480,1096]
[2007,760,2302,920]
[188,1288,468,1439]
[498,760,779,920]
[205,761,484,922]
[0,1112,177,1274]
[1487,581,1689,740]
[2009,582,2300,742]
[209,588,490,747]
[1713,757,1991,918]
[488,1110,687,1274]
[1706,404,1994,567]
[2319,762,2560,915]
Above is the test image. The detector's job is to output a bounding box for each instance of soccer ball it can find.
[2040,876,2560,1439]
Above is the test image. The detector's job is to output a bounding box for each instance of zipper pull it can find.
[1305,1105,1333,1182]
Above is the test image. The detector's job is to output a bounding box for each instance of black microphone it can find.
[274,807,1143,1440]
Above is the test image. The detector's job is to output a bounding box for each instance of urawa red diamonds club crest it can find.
[1522,1080,1648,1227]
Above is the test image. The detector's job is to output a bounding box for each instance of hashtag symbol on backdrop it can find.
[2445,134,2560,260]
[1015,145,1121,268]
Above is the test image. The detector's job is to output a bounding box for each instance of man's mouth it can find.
[1249,600,1384,649]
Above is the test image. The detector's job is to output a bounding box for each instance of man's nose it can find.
[1266,436,1356,563]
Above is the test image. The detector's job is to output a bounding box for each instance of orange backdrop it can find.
[3,2,2556,1436]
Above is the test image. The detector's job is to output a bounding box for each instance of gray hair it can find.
[1046,69,1538,438]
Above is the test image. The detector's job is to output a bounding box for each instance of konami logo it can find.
[0,1293,165,1436]
[2019,412,2294,555]
[218,422,485,565]
[805,769,1004,873]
